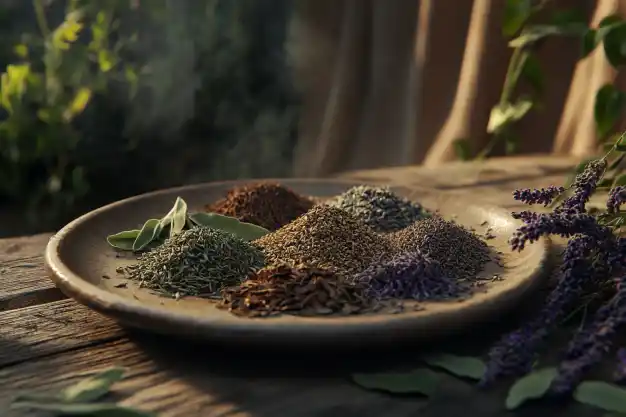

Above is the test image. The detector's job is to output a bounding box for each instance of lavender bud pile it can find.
[325,185,430,232]
[390,216,491,281]
[120,227,266,296]
[352,250,469,301]
[481,149,626,394]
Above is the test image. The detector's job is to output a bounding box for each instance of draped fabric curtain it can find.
[287,0,626,177]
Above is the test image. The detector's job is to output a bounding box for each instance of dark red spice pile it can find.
[206,183,314,231]
[218,265,374,317]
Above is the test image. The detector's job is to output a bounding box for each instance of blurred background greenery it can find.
[0,0,300,237]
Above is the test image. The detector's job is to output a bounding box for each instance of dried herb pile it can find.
[390,216,491,280]
[253,205,394,277]
[326,185,429,232]
[121,226,265,296]
[219,265,374,317]
[206,182,314,231]
[353,250,469,301]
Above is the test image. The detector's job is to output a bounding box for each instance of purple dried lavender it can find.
[353,250,464,301]
[513,186,565,206]
[481,236,596,385]
[550,278,626,395]
[607,186,626,214]
[483,157,618,386]
[614,348,626,383]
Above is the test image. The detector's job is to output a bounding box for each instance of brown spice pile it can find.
[206,182,314,231]
[390,215,491,280]
[218,265,374,317]
[253,205,394,277]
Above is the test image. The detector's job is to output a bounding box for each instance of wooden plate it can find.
[45,179,551,348]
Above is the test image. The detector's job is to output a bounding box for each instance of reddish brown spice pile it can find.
[218,265,374,317]
[206,183,314,231]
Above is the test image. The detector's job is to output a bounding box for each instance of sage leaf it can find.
[603,22,626,67]
[160,197,188,237]
[188,212,269,241]
[132,219,161,252]
[60,367,126,403]
[107,230,141,251]
[594,84,626,138]
[502,0,533,37]
[421,353,486,380]
[506,367,557,410]
[509,23,587,48]
[487,99,533,134]
[11,401,154,416]
[574,381,626,413]
[351,369,440,396]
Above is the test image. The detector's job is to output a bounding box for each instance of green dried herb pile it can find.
[219,264,374,317]
[326,185,429,232]
[120,226,265,296]
[253,205,394,277]
[390,215,491,280]
[206,182,314,231]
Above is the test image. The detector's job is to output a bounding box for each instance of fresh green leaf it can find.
[132,219,161,252]
[505,367,557,410]
[594,84,626,138]
[509,24,587,48]
[107,230,141,251]
[550,9,587,26]
[421,353,486,380]
[600,15,624,28]
[574,381,626,413]
[160,197,188,238]
[453,139,472,160]
[521,53,543,94]
[603,22,626,67]
[188,212,269,241]
[503,0,533,37]
[61,367,126,403]
[613,174,626,186]
[487,99,533,134]
[582,29,599,58]
[11,401,154,416]
[351,369,440,396]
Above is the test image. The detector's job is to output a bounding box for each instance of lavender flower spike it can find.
[607,186,626,214]
[513,186,565,206]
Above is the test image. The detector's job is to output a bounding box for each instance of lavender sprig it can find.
[607,186,626,214]
[614,347,626,383]
[513,186,565,206]
[483,155,623,388]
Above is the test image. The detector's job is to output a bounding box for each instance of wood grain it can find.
[0,233,66,311]
[1,156,606,417]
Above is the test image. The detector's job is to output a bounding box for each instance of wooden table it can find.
[1,155,605,417]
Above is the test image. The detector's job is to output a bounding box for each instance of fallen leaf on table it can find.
[421,353,486,380]
[351,368,440,396]
[61,367,126,403]
[506,367,557,410]
[574,381,626,413]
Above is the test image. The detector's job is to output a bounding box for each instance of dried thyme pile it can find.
[206,182,314,231]
[253,205,394,277]
[219,265,374,317]
[120,227,265,296]
[325,185,429,232]
[390,216,491,280]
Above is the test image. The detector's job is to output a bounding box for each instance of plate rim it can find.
[45,178,552,343]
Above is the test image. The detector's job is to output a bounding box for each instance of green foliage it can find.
[351,369,440,396]
[420,354,486,380]
[573,381,626,413]
[505,367,557,410]
[0,0,298,234]
[469,3,626,162]
[106,196,269,251]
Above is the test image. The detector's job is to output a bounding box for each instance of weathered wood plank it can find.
[0,233,65,310]
[0,299,124,368]
[0,331,599,417]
